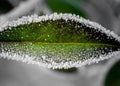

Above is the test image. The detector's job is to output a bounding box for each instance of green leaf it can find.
[0,0,13,14]
[0,13,120,69]
[105,60,120,86]
[46,0,87,18]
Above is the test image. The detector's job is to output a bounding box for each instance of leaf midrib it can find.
[0,42,119,47]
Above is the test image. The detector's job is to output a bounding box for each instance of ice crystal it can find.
[0,13,120,69]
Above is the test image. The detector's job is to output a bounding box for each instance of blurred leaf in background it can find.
[105,60,120,86]
[0,0,13,14]
[46,0,87,18]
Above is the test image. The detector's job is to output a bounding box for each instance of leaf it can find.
[46,0,87,18]
[0,13,120,69]
[105,60,120,86]
[0,0,13,14]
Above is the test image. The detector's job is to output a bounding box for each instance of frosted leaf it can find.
[0,13,120,69]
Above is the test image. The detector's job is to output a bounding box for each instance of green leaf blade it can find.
[0,13,120,69]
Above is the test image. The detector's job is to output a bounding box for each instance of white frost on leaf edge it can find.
[0,51,120,69]
[0,13,120,42]
[0,13,120,69]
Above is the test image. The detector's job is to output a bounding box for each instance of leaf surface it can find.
[0,13,120,69]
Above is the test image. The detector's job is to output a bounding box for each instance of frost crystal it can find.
[0,13,120,69]
[0,13,120,42]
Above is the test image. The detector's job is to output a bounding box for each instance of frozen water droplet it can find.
[47,35,50,37]
[0,13,120,69]
[42,55,47,60]
[21,37,23,39]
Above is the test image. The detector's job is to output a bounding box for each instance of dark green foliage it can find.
[46,0,87,18]
[105,60,120,86]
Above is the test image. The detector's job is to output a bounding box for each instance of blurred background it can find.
[0,0,120,86]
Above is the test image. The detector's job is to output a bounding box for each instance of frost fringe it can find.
[0,51,120,69]
[0,13,120,69]
[1,13,120,42]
